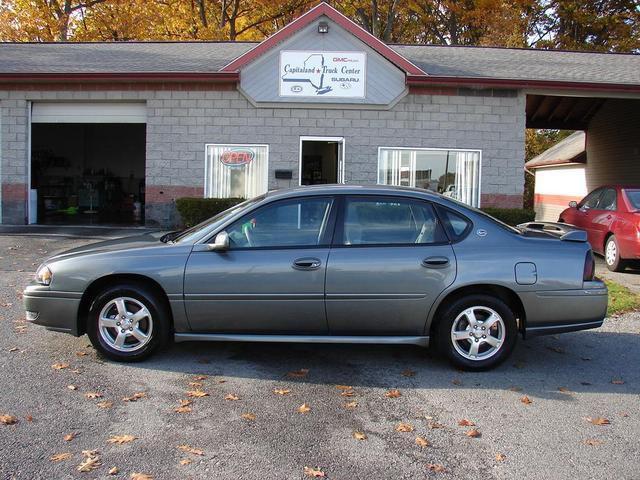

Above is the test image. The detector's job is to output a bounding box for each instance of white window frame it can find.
[204,143,269,198]
[376,146,483,207]
[299,136,345,186]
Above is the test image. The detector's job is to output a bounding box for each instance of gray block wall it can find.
[1,87,525,227]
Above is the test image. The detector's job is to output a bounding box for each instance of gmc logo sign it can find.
[220,149,255,167]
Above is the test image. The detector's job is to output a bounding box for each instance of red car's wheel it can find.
[605,235,626,272]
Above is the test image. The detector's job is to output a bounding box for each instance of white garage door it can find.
[31,102,147,123]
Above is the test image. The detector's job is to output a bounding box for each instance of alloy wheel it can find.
[98,297,153,352]
[450,306,505,361]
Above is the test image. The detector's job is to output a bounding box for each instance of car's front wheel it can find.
[605,235,626,272]
[86,283,170,362]
[436,294,517,371]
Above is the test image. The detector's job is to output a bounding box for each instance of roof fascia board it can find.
[0,72,239,83]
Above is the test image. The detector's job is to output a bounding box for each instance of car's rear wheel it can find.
[436,294,517,371]
[605,235,626,272]
[86,283,169,362]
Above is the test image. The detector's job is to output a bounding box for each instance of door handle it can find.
[292,257,322,270]
[422,256,450,268]
[606,215,612,220]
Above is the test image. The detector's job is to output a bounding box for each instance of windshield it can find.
[171,195,266,244]
[625,189,640,210]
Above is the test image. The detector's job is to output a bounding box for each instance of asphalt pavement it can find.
[0,234,638,479]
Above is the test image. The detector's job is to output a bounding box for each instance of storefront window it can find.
[377,148,481,207]
[205,144,269,199]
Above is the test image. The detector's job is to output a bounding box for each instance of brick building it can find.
[1,3,639,227]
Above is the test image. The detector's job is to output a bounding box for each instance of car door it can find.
[184,196,336,334]
[574,188,603,248]
[589,187,617,254]
[325,195,456,336]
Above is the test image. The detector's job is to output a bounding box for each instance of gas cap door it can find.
[515,262,537,285]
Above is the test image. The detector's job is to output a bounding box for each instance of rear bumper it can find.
[23,285,81,336]
[520,280,608,337]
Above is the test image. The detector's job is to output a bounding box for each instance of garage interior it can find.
[29,103,146,225]
[300,139,341,185]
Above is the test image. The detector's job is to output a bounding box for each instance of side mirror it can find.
[569,201,578,208]
[208,231,229,251]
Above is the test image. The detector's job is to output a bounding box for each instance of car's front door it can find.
[575,188,604,249]
[589,187,617,254]
[184,196,336,334]
[325,196,457,336]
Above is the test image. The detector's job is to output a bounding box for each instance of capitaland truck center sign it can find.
[279,51,366,98]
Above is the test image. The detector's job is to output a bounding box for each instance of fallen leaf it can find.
[179,459,192,465]
[611,379,625,385]
[0,414,18,425]
[174,399,192,414]
[64,432,77,441]
[224,393,240,401]
[451,378,462,386]
[8,347,19,353]
[297,403,311,414]
[188,382,202,388]
[109,466,119,475]
[458,419,476,427]
[584,438,603,446]
[344,401,358,409]
[335,385,352,391]
[508,386,522,392]
[123,392,146,402]
[52,363,70,370]
[241,413,256,421]
[340,389,356,397]
[216,379,226,384]
[273,388,291,396]
[67,385,78,391]
[107,434,137,445]
[428,422,444,429]
[177,445,204,456]
[396,422,414,432]
[303,466,326,477]
[353,431,367,440]
[520,396,532,405]
[586,417,610,426]
[401,369,416,377]
[97,401,113,409]
[85,392,103,399]
[287,368,309,378]
[385,389,402,398]
[495,453,506,462]
[77,454,101,472]
[465,428,481,438]
[193,375,207,381]
[415,436,430,447]
[558,387,571,394]
[76,351,88,357]
[50,452,72,462]
[186,390,209,398]
[426,463,446,473]
[131,474,153,480]
[25,415,33,422]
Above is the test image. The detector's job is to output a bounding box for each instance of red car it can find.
[559,185,640,271]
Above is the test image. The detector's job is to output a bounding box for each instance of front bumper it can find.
[23,285,82,336]
[520,280,608,337]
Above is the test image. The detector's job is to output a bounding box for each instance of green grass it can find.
[605,280,640,316]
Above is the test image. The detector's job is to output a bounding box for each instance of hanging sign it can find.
[279,51,366,98]
[219,148,255,167]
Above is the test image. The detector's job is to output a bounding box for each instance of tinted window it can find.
[342,197,447,245]
[598,189,617,211]
[625,189,640,210]
[580,189,602,209]
[227,197,333,248]
[437,207,471,241]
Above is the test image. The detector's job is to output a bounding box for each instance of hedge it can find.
[481,207,536,226]
[175,197,244,227]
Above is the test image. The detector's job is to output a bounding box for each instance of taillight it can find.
[583,250,595,281]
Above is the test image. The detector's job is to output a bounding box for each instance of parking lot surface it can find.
[0,234,638,479]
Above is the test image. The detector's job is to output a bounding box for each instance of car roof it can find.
[264,184,446,200]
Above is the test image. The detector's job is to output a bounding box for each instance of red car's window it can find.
[625,190,640,210]
[598,189,617,211]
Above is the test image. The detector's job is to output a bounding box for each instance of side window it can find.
[226,197,333,249]
[580,189,602,209]
[598,189,617,211]
[342,197,447,246]
[436,206,471,241]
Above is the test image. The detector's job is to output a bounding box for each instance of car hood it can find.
[46,232,169,262]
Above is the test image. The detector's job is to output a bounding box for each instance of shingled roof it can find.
[0,41,638,89]
[525,131,587,169]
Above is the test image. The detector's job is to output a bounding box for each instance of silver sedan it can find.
[23,185,607,370]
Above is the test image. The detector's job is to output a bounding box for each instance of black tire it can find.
[86,283,170,362]
[605,235,626,272]
[435,294,517,371]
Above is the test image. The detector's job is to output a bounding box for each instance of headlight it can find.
[35,265,52,286]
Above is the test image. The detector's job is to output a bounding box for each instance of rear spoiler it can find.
[516,222,588,242]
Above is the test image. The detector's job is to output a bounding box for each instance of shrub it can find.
[175,197,244,227]
[481,207,536,226]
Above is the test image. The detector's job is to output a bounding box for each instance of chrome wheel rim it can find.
[451,306,505,361]
[98,297,153,352]
[605,240,617,265]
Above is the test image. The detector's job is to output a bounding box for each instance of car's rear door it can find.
[325,195,456,336]
[184,196,336,334]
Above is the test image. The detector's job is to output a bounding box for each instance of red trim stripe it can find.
[220,3,424,75]
[534,193,582,206]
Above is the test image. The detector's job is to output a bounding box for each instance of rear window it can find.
[436,206,472,241]
[625,189,640,210]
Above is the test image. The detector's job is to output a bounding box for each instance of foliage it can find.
[604,279,640,316]
[481,207,536,226]
[175,197,244,227]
